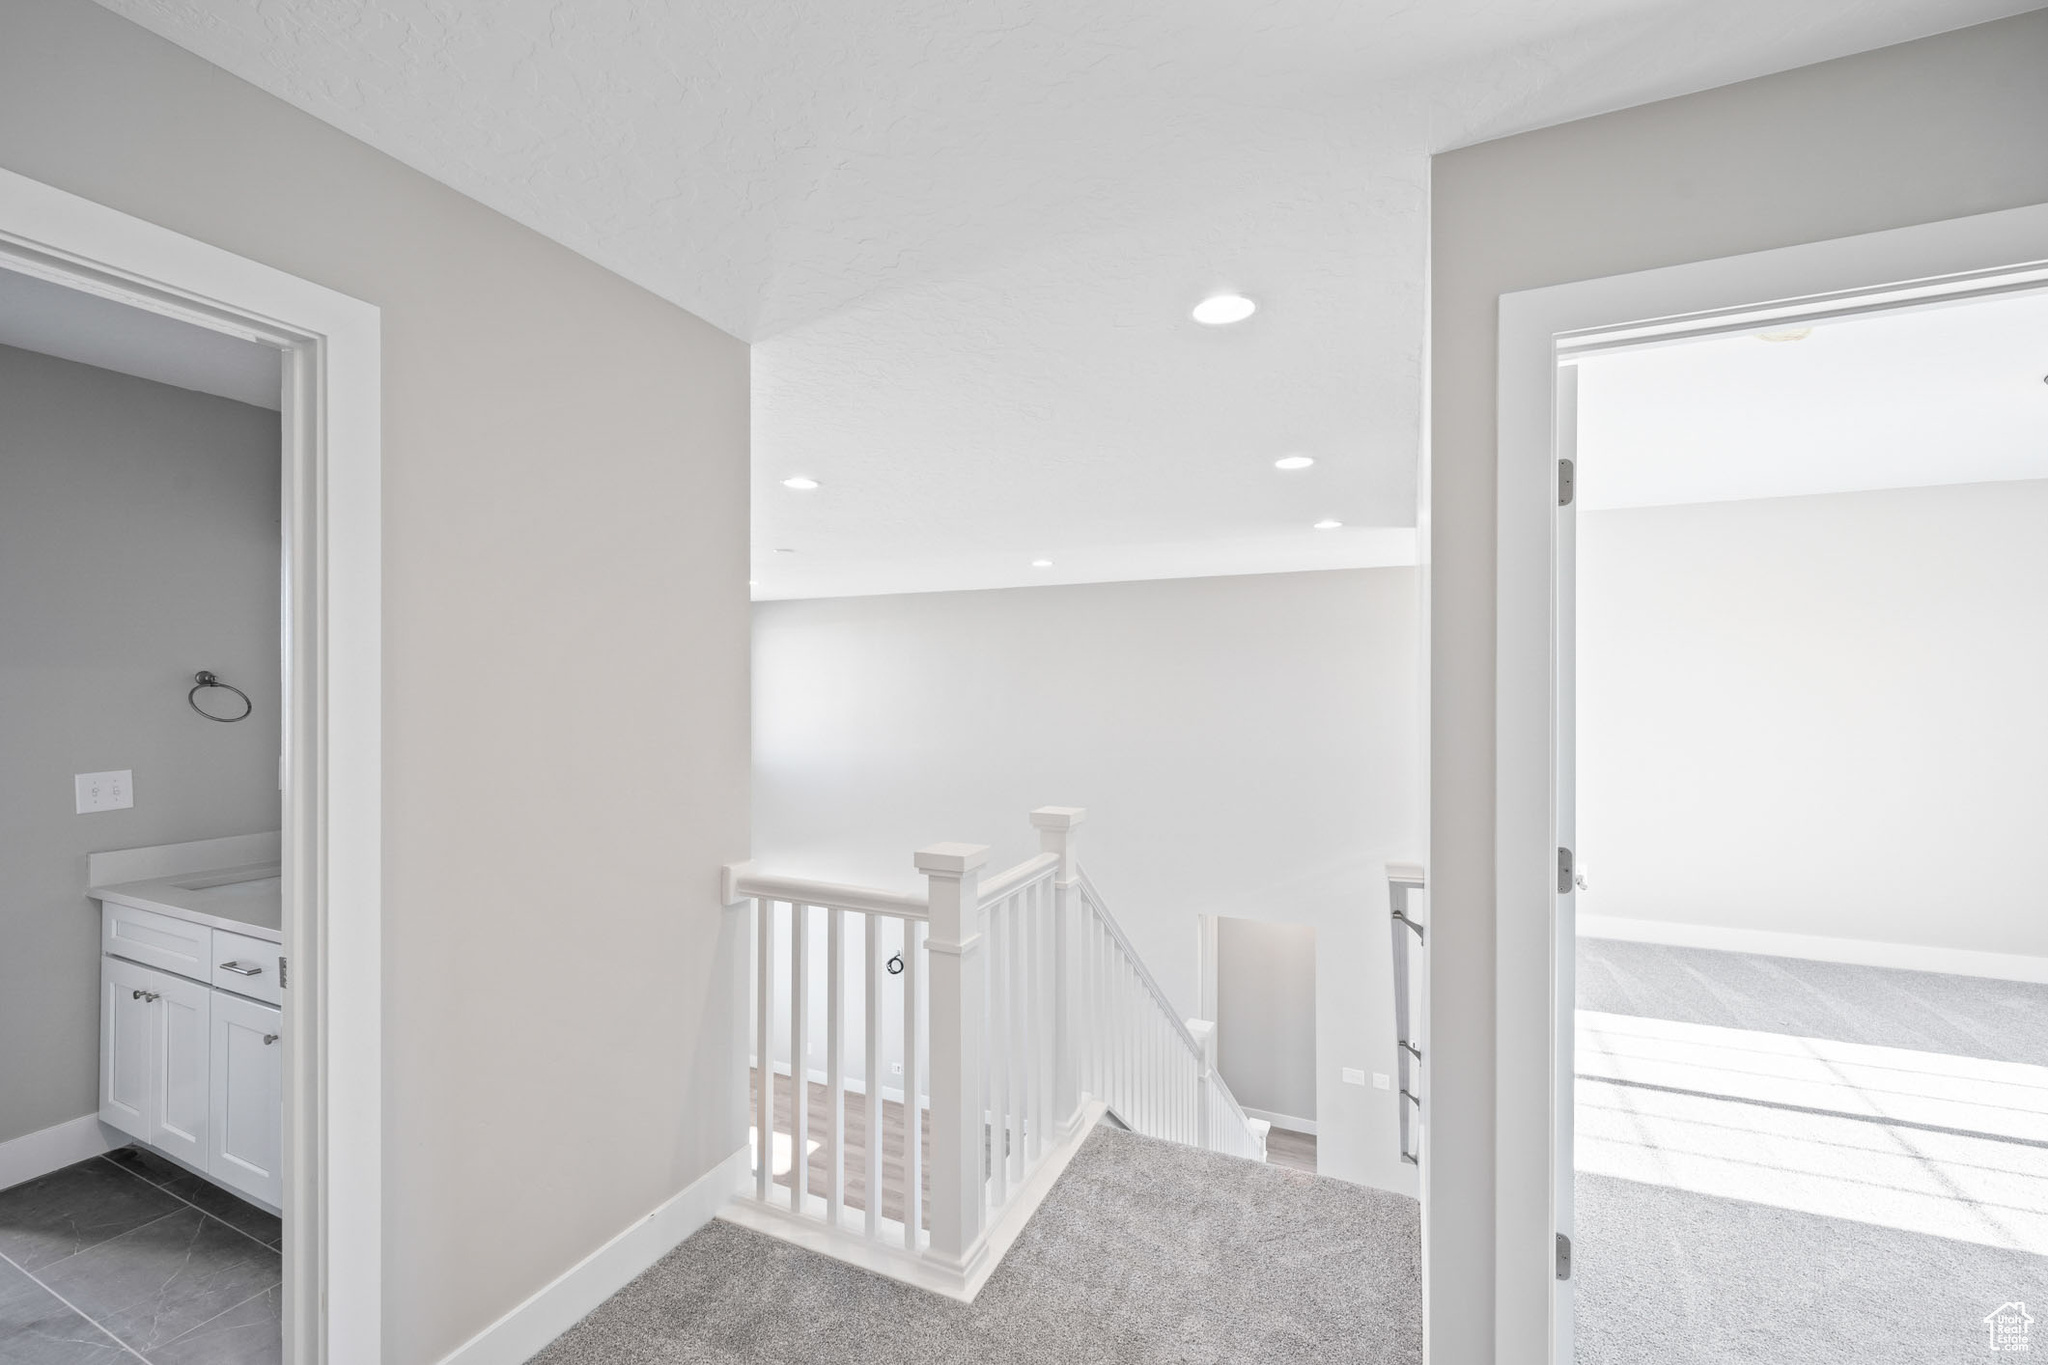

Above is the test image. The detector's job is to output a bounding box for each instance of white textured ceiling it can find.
[1577,287,2048,510]
[95,0,2038,597]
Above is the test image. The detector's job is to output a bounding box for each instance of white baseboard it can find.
[1577,914,2048,985]
[0,1115,121,1192]
[436,1144,750,1365]
[1242,1107,1316,1136]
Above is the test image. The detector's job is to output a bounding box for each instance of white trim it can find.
[719,1098,1108,1303]
[0,165,383,1364]
[1496,199,2048,1364]
[0,1116,121,1192]
[1577,915,2048,986]
[436,1145,751,1365]
[1241,1107,1317,1137]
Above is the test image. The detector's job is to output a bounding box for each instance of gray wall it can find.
[1215,916,1317,1124]
[753,567,1422,1194]
[0,3,752,1360]
[1579,481,2048,960]
[1429,11,2048,1361]
[0,344,281,1146]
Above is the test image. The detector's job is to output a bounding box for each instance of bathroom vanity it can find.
[90,832,283,1210]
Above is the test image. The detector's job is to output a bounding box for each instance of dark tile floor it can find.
[0,1147,280,1364]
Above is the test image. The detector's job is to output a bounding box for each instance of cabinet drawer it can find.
[103,902,211,982]
[211,929,283,1005]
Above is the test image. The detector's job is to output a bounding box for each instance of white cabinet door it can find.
[153,971,212,1166]
[100,956,156,1140]
[209,991,283,1207]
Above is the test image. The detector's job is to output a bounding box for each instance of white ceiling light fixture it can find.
[1274,455,1315,471]
[1754,327,1814,343]
[1313,519,1343,530]
[1031,558,1054,568]
[1191,294,1256,326]
[781,475,821,490]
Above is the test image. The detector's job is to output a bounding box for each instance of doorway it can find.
[1211,915,1319,1173]
[0,166,382,1361]
[1494,200,2048,1362]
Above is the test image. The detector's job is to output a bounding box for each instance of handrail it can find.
[977,851,1058,905]
[1077,868,1201,1057]
[731,869,930,920]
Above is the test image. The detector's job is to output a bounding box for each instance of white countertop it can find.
[92,862,283,942]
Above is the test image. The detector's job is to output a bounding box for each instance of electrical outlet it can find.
[1373,1072,1391,1090]
[75,770,133,814]
[891,1062,903,1076]
[1341,1066,1366,1086]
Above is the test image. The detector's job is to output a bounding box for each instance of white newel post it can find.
[1030,806,1086,1138]
[1186,1018,1217,1148]
[918,841,989,1267]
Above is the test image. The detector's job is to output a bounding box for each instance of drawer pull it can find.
[131,989,160,1002]
[220,962,263,977]
[263,1033,280,1045]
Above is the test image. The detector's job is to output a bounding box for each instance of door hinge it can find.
[278,956,288,989]
[1558,847,1574,895]
[1558,458,1575,506]
[1556,1232,1572,1280]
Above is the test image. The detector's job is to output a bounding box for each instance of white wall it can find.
[1430,12,2048,1358]
[0,4,751,1359]
[1215,917,1318,1125]
[0,343,281,1147]
[753,567,1423,1195]
[1578,480,2048,961]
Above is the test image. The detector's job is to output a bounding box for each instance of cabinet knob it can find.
[263,1033,279,1045]
[131,989,160,1002]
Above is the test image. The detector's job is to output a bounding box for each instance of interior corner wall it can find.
[0,3,752,1360]
[752,568,1423,1196]
[0,344,282,1148]
[1427,11,2048,1362]
[1578,480,2048,962]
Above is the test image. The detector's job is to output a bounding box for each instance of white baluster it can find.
[1031,808,1083,1139]
[989,899,1010,1207]
[864,913,881,1240]
[790,902,809,1212]
[827,907,844,1222]
[755,897,772,1201]
[902,918,921,1247]
[1008,893,1026,1183]
[1023,885,1041,1164]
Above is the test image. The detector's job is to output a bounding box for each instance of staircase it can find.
[720,806,1268,1300]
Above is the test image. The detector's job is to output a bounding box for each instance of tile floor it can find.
[0,1146,280,1364]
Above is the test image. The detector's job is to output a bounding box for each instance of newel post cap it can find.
[914,843,991,877]
[1029,806,1087,831]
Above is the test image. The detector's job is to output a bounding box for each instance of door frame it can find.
[0,166,383,1363]
[1492,199,2048,1364]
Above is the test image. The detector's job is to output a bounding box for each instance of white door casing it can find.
[0,165,383,1362]
[1495,201,2048,1363]
[1552,364,1578,1364]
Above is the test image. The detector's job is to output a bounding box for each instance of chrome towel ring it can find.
[189,670,253,723]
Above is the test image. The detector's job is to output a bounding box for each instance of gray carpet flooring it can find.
[533,1124,1421,1364]
[1575,938,2048,1364]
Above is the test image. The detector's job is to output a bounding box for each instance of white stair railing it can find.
[1074,867,1267,1161]
[722,805,1269,1301]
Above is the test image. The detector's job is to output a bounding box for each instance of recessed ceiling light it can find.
[1275,455,1315,471]
[1313,519,1343,530]
[748,579,758,587]
[781,476,820,490]
[1192,294,1256,326]
[774,547,796,554]
[1754,327,1813,343]
[1031,559,1054,568]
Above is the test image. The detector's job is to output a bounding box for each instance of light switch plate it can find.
[1373,1072,1392,1090]
[75,769,134,813]
[1341,1066,1367,1086]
